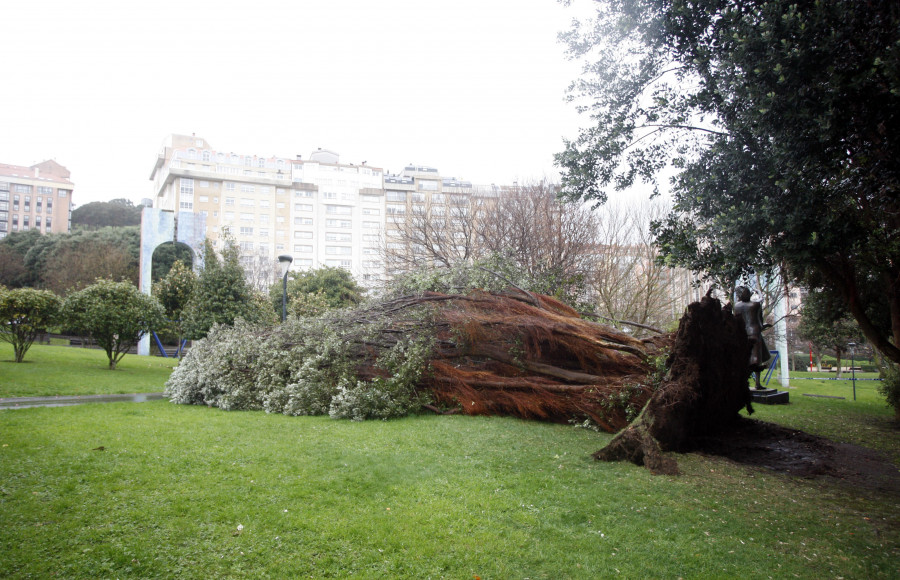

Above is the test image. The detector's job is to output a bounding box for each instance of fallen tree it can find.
[167,286,754,474]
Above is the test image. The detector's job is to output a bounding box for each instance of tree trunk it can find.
[593,294,752,475]
[835,349,843,378]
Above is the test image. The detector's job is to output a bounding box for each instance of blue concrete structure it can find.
[138,209,205,356]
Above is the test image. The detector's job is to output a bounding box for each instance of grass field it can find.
[0,343,177,398]
[1,347,898,578]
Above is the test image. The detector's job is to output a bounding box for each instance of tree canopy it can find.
[797,288,864,376]
[63,279,165,370]
[71,198,142,229]
[556,0,900,363]
[0,286,61,362]
[268,265,365,317]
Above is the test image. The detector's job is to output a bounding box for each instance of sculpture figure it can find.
[734,286,771,389]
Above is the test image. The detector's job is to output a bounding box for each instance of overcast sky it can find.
[1,0,598,207]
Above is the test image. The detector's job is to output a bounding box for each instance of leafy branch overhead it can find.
[556,0,900,363]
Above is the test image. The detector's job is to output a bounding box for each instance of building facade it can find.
[149,134,497,283]
[0,160,74,238]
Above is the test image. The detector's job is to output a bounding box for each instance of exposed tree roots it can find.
[593,293,753,474]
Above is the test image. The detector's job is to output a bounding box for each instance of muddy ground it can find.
[691,417,900,496]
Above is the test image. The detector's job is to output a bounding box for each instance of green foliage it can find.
[0,227,140,292]
[877,362,900,418]
[0,230,43,287]
[269,266,365,316]
[557,0,900,363]
[388,253,590,308]
[71,198,142,229]
[165,308,433,421]
[286,290,330,318]
[798,289,865,368]
[182,237,272,339]
[0,286,61,362]
[151,242,195,283]
[63,279,165,370]
[152,260,196,353]
[152,260,196,320]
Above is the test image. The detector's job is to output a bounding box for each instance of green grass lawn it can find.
[0,343,178,398]
[1,347,898,578]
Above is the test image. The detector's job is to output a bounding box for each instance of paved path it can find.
[0,393,166,409]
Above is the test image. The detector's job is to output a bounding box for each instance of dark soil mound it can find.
[692,417,900,495]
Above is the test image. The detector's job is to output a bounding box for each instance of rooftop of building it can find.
[0,160,72,184]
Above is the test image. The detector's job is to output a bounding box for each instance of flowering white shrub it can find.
[165,306,433,421]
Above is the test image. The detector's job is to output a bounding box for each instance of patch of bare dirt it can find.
[691,417,900,495]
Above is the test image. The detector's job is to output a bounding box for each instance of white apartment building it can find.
[149,134,387,282]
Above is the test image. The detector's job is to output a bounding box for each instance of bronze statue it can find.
[734,286,771,389]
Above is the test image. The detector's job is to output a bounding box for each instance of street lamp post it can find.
[278,255,293,322]
[847,342,857,401]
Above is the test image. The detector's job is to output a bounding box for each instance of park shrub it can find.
[165,307,433,421]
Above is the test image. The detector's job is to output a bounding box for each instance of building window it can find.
[326,219,352,228]
[325,205,352,215]
[225,182,236,191]
[45,217,51,229]
[202,151,211,162]
[294,245,313,253]
[326,232,352,242]
[241,198,254,206]
[240,185,255,193]
[362,221,380,229]
[323,192,337,199]
[294,217,313,225]
[240,241,254,251]
[386,191,406,202]
[240,227,254,236]
[180,202,193,210]
[240,213,254,222]
[276,202,285,209]
[295,204,313,212]
[295,190,314,198]
[296,258,313,267]
[259,229,269,237]
[199,180,210,188]
[224,211,235,220]
[225,198,235,206]
[325,246,352,255]
[180,178,194,195]
[362,207,380,215]
[325,259,352,270]
[37,186,53,195]
[58,189,69,197]
[199,195,209,203]
[294,231,313,239]
[360,194,381,203]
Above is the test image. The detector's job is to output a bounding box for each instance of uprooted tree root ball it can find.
[593,293,753,474]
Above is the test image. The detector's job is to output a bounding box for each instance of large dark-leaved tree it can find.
[556,0,900,363]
